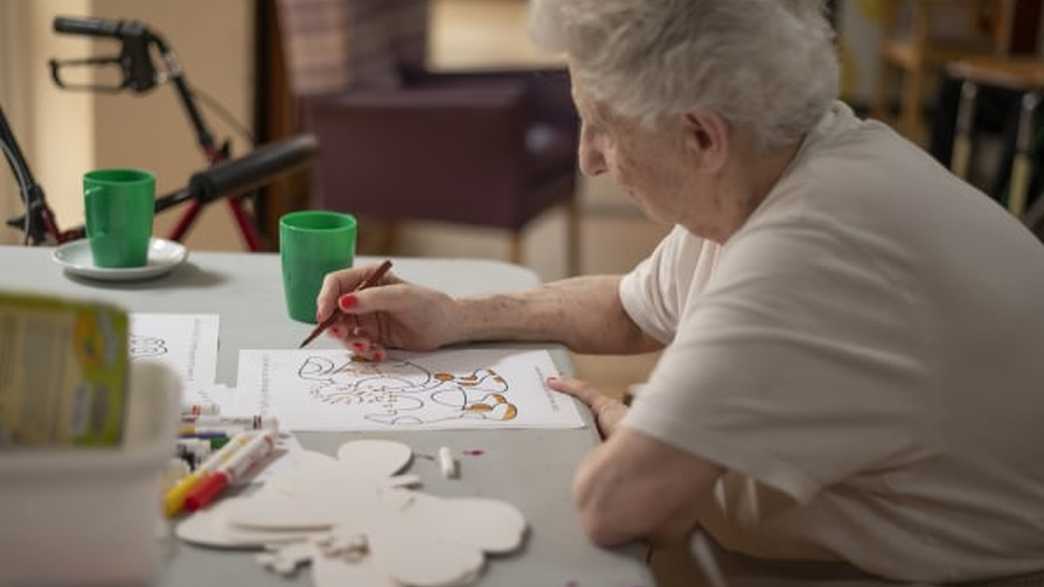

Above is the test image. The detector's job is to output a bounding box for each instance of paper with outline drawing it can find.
[181,383,236,413]
[234,348,585,431]
[129,314,219,389]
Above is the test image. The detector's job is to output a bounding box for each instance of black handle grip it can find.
[188,135,319,202]
[53,16,122,38]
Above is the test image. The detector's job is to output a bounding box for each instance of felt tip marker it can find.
[163,431,254,518]
[184,431,275,512]
[177,429,233,440]
[180,415,279,432]
[180,402,220,417]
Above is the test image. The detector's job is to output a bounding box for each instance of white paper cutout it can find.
[369,523,485,587]
[176,440,527,587]
[256,541,315,575]
[336,439,413,478]
[312,545,398,587]
[234,348,584,431]
[438,446,458,479]
[226,493,335,531]
[129,314,219,388]
[176,497,320,549]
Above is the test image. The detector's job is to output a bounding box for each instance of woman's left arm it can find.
[573,428,722,546]
[550,377,723,546]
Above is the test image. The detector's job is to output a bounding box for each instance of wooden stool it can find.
[948,56,1044,219]
[873,0,1015,143]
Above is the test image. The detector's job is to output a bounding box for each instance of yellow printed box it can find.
[0,293,128,447]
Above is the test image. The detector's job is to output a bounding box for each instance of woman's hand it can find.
[547,376,628,439]
[316,264,465,360]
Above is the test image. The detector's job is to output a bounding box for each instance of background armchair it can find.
[276,0,580,273]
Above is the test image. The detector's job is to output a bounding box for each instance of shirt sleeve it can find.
[618,226,701,344]
[622,215,934,503]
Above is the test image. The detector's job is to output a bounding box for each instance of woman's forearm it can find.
[453,275,662,354]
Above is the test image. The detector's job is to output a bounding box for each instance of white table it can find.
[0,246,654,587]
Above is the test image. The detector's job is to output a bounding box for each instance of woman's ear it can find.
[683,110,730,173]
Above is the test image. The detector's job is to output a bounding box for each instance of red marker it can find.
[184,431,275,511]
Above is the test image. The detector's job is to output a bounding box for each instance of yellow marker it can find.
[163,431,254,517]
[164,471,207,518]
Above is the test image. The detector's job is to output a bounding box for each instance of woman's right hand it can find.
[316,264,465,359]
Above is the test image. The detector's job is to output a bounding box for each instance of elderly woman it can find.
[316,0,1044,583]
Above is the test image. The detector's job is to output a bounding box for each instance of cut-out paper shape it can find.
[175,440,527,587]
[336,439,413,479]
[256,541,315,576]
[176,497,321,549]
[226,493,336,531]
[369,523,485,587]
[312,547,398,587]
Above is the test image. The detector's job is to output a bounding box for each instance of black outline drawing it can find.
[297,355,519,426]
[129,334,169,359]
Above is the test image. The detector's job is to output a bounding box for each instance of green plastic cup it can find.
[280,211,357,324]
[84,168,156,268]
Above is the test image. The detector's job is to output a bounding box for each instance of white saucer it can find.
[53,238,189,282]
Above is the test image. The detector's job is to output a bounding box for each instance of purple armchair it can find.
[277,0,581,272]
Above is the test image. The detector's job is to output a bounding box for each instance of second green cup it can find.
[280,211,357,324]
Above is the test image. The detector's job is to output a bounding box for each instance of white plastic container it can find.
[0,362,180,586]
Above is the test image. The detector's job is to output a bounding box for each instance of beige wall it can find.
[31,0,96,233]
[1,0,93,245]
[0,0,252,250]
[430,0,562,69]
[1,0,97,244]
[0,1,28,245]
[91,0,254,251]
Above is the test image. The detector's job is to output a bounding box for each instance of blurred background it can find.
[3,1,1043,273]
[2,1,1043,584]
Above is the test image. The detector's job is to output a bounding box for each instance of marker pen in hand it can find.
[183,430,276,512]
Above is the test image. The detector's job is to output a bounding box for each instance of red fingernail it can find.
[330,326,343,337]
[352,342,365,350]
[338,294,357,311]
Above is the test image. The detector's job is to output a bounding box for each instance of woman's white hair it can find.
[530,0,840,150]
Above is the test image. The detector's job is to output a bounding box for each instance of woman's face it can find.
[572,85,695,226]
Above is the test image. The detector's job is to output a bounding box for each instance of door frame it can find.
[0,0,32,244]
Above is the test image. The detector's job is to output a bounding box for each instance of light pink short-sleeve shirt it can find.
[619,102,1044,583]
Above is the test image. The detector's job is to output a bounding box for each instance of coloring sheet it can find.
[234,348,586,431]
[129,314,219,388]
[181,383,236,413]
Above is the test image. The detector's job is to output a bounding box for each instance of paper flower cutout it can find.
[176,440,527,587]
